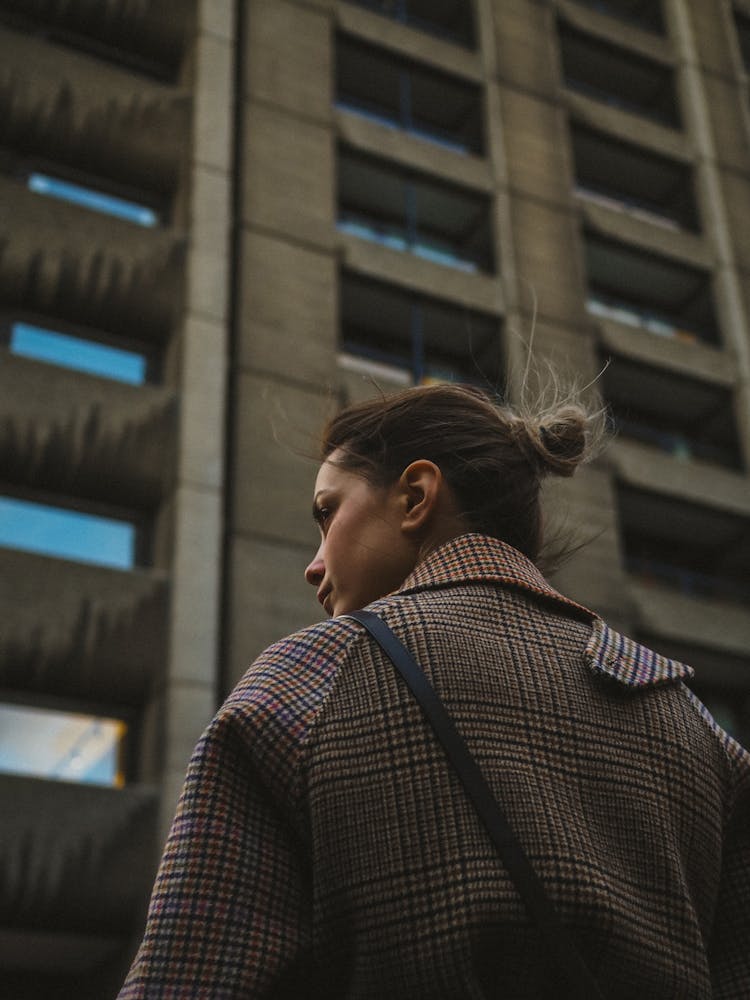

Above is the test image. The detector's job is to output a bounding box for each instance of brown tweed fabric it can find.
[119,534,750,998]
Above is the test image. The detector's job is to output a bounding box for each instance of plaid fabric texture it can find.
[119,533,750,998]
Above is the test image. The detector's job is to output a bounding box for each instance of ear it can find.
[398,460,442,534]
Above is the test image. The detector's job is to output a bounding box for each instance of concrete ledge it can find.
[563,90,688,160]
[0,355,176,509]
[580,199,713,269]
[628,580,750,657]
[610,438,750,517]
[0,775,158,933]
[0,180,184,343]
[339,234,504,315]
[597,316,736,384]
[0,25,188,194]
[556,0,674,65]
[0,549,168,705]
[336,3,483,82]
[336,111,493,193]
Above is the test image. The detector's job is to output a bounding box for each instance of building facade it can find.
[0,0,749,995]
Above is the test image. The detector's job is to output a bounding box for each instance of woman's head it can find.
[306,383,601,615]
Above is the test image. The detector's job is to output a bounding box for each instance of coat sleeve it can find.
[709,761,750,999]
[117,702,311,999]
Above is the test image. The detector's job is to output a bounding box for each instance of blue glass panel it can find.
[28,172,158,227]
[10,323,147,384]
[0,496,135,570]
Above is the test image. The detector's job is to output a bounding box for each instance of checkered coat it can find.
[119,534,750,998]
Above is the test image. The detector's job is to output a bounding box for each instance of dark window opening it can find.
[336,33,484,154]
[340,271,502,386]
[617,484,750,606]
[572,124,698,231]
[558,21,680,127]
[27,172,159,226]
[343,0,476,48]
[0,149,168,225]
[603,354,743,469]
[338,147,495,272]
[565,0,665,34]
[0,1,186,82]
[585,233,720,345]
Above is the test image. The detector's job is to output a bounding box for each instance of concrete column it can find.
[665,0,750,469]
[157,0,235,839]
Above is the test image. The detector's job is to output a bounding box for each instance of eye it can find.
[313,505,332,531]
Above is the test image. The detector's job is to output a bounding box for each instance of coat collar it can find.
[584,619,694,688]
[397,533,694,690]
[398,532,594,621]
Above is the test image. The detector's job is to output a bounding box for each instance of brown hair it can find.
[321,383,602,563]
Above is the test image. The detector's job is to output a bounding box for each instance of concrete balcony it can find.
[628,578,750,659]
[0,774,157,975]
[0,25,190,197]
[579,197,712,270]
[0,354,177,510]
[336,2,483,82]
[335,109,492,194]
[556,0,672,65]
[564,89,688,160]
[339,233,505,316]
[0,549,168,706]
[0,178,184,344]
[610,438,750,517]
[597,315,735,383]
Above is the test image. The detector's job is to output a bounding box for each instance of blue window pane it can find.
[0,704,126,787]
[0,496,136,570]
[10,323,147,384]
[28,172,158,227]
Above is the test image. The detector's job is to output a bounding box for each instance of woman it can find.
[120,384,749,999]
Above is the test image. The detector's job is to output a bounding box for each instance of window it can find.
[584,234,720,345]
[617,484,750,606]
[571,124,698,231]
[7,322,149,385]
[566,0,665,34]
[338,148,494,272]
[344,0,475,48]
[0,703,127,787]
[558,21,680,127]
[603,355,743,469]
[28,172,159,226]
[336,33,483,154]
[0,495,140,570]
[340,271,502,385]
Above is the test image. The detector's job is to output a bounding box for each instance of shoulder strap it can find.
[347,609,603,1000]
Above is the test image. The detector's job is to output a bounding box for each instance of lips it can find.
[318,588,333,615]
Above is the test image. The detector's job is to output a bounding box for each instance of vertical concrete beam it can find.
[223,0,338,697]
[665,0,750,470]
[157,0,235,838]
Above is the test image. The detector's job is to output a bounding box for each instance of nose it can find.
[305,542,325,587]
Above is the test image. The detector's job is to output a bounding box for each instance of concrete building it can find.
[0,0,749,995]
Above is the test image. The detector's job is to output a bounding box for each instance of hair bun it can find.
[527,406,588,478]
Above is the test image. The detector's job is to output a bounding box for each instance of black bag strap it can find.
[346,609,603,1000]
